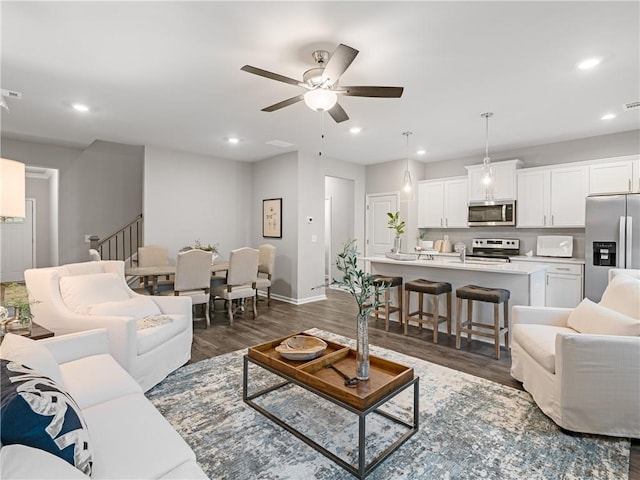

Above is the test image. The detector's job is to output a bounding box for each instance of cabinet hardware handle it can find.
[629,178,632,191]
[446,218,448,227]
[546,275,549,285]
[543,215,546,226]
[556,267,570,271]
[551,215,554,225]
[440,218,443,227]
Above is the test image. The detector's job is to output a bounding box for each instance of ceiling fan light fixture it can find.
[303,89,338,112]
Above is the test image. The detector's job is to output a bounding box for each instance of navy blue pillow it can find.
[0,359,93,475]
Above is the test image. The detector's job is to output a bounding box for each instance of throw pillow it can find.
[567,298,640,336]
[0,333,63,385]
[59,272,130,315]
[0,359,93,476]
[89,295,161,318]
[600,273,640,319]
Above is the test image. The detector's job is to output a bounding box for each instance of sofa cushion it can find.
[59,272,130,315]
[513,324,577,373]
[82,393,196,479]
[59,354,142,410]
[600,273,640,319]
[568,298,640,336]
[0,444,87,480]
[0,360,93,476]
[0,333,63,385]
[88,296,161,319]
[136,314,188,355]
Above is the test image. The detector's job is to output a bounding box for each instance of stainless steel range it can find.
[469,238,520,263]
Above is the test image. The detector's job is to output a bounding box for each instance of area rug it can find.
[146,329,630,479]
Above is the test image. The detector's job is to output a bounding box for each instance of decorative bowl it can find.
[275,335,327,361]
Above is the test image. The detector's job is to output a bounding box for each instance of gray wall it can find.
[1,137,144,265]
[144,145,252,263]
[423,129,640,179]
[250,152,299,301]
[25,175,51,267]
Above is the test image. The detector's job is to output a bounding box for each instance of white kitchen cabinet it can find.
[589,159,639,194]
[511,259,584,308]
[516,165,588,227]
[466,159,522,202]
[418,176,468,228]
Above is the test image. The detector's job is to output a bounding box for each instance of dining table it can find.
[125,262,229,295]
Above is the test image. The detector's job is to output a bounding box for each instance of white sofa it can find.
[0,329,207,479]
[24,261,192,391]
[511,269,640,438]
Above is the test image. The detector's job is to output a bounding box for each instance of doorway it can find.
[1,198,36,282]
[324,176,355,282]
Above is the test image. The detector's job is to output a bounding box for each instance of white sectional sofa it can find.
[511,269,640,438]
[0,329,207,479]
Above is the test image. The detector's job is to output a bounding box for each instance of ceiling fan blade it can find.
[327,103,349,123]
[261,94,304,112]
[338,86,404,98]
[241,65,302,86]
[321,44,359,86]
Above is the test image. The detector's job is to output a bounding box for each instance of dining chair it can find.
[212,247,259,325]
[161,248,212,327]
[137,245,173,293]
[256,244,276,307]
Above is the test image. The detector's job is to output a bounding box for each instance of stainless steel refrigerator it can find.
[585,193,640,301]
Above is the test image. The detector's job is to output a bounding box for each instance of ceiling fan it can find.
[241,44,404,123]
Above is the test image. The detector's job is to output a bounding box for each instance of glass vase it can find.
[4,308,32,336]
[392,236,402,254]
[356,310,370,380]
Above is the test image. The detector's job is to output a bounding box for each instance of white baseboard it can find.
[258,291,327,305]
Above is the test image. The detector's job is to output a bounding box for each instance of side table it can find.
[30,322,55,340]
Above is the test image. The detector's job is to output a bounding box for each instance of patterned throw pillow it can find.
[0,359,93,475]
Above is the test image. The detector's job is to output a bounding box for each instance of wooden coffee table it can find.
[243,332,419,479]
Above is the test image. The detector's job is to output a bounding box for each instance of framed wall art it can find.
[262,198,282,238]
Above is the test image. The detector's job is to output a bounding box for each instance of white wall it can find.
[144,146,252,263]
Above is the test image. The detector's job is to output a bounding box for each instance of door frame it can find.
[365,191,400,257]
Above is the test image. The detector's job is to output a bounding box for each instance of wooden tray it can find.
[247,332,414,410]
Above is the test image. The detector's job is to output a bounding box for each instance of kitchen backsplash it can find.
[418,227,586,258]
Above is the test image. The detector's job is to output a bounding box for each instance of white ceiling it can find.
[1,1,639,165]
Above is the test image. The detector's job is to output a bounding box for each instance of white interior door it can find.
[366,193,398,256]
[1,198,36,282]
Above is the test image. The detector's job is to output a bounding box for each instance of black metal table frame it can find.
[243,355,419,479]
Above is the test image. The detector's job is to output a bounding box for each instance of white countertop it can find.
[362,255,547,275]
[509,255,585,265]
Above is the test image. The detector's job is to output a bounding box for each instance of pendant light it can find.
[480,112,494,200]
[402,131,412,193]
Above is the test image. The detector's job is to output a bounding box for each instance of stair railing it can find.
[89,214,143,267]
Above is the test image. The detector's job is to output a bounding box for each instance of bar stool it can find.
[403,279,452,343]
[371,275,403,331]
[455,285,510,359]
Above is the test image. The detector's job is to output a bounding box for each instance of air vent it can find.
[1,89,22,100]
[623,101,640,111]
[266,140,294,148]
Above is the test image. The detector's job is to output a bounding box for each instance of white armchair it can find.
[24,260,193,391]
[510,269,640,438]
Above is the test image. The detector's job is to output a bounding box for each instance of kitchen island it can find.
[361,255,547,344]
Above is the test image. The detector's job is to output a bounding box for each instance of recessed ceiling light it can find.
[72,103,89,112]
[227,137,240,144]
[416,149,426,155]
[577,58,601,70]
[349,127,362,134]
[601,113,616,120]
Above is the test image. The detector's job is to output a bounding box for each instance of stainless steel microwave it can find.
[468,201,516,226]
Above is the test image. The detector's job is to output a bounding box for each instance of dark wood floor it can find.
[193,289,638,480]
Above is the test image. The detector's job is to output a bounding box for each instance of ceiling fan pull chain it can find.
[318,110,325,157]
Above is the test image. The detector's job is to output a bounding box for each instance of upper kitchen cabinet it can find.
[418,176,468,228]
[588,156,640,194]
[517,164,588,227]
[466,159,522,202]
